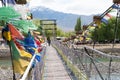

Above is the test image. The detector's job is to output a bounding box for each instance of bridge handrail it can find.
[20,54,36,80]
[19,44,46,80]
[84,46,120,59]
[53,40,120,80]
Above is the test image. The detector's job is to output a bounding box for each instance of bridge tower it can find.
[40,19,57,39]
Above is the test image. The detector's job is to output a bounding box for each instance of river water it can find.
[90,74,120,80]
[0,58,12,67]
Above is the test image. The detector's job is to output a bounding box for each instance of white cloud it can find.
[29,0,113,15]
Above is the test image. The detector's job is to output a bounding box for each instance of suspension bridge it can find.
[0,0,120,80]
[1,39,120,80]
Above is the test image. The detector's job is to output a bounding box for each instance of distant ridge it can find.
[30,6,93,31]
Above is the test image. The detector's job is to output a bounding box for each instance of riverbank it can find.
[0,66,13,80]
[76,43,120,55]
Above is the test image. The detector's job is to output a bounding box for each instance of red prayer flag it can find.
[8,24,24,40]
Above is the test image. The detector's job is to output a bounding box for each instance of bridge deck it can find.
[43,46,71,80]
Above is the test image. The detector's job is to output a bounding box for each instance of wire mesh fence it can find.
[24,45,46,80]
[53,40,120,80]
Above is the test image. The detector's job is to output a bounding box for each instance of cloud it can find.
[29,0,113,15]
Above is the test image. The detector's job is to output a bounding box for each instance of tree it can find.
[57,28,65,37]
[33,19,41,27]
[91,17,120,43]
[74,17,81,32]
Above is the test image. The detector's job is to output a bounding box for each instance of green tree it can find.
[44,30,53,37]
[33,19,41,27]
[91,17,120,43]
[115,18,120,39]
[74,17,81,32]
[57,28,65,37]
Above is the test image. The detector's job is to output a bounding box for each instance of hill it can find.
[30,6,93,31]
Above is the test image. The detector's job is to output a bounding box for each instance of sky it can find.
[28,0,114,15]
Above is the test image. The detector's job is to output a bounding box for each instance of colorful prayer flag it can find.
[2,26,11,41]
[112,4,120,9]
[101,13,112,24]
[10,40,32,74]
[20,31,41,62]
[8,23,24,40]
[101,18,108,24]
[1,0,16,6]
[24,31,37,48]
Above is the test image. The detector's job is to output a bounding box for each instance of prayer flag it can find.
[112,4,120,9]
[10,40,32,74]
[8,23,24,40]
[2,26,11,41]
[101,13,112,24]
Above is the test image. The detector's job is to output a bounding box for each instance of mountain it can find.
[30,6,93,31]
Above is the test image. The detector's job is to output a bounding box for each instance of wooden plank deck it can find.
[43,46,71,80]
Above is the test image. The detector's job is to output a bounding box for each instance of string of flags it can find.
[2,23,44,75]
[101,4,119,24]
[0,0,45,79]
[101,13,113,24]
[82,3,120,39]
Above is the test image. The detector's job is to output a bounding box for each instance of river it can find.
[90,74,120,80]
